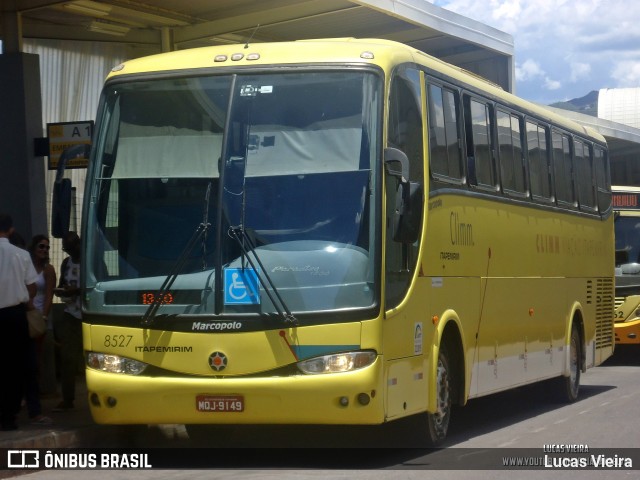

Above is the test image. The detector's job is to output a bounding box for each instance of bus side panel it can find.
[473,277,567,396]
[384,355,428,420]
[418,192,613,401]
[383,277,480,417]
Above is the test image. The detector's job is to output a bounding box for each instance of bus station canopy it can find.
[5,0,515,91]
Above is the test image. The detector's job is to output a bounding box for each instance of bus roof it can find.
[107,38,413,77]
[107,37,605,144]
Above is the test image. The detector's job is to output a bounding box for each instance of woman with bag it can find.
[23,234,56,424]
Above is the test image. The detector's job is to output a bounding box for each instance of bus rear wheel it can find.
[426,346,452,445]
[561,324,581,402]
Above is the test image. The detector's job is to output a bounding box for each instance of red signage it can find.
[612,192,640,210]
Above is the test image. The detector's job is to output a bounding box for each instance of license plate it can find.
[196,395,244,412]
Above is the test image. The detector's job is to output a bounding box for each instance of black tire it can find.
[426,345,452,445]
[113,424,146,447]
[560,324,581,403]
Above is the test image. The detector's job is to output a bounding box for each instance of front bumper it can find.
[86,357,385,425]
[614,319,640,345]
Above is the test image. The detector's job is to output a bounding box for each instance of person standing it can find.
[27,235,57,421]
[12,233,54,425]
[0,214,38,430]
[53,231,83,412]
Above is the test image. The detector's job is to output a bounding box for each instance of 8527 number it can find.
[103,335,133,348]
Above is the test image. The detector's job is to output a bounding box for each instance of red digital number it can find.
[141,292,174,305]
[141,292,155,305]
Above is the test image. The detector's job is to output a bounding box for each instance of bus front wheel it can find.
[426,345,452,445]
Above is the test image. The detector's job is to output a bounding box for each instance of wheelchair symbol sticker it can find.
[224,268,260,305]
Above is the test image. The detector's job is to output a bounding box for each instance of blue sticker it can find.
[224,268,260,305]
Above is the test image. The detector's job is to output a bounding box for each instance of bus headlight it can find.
[87,352,148,375]
[296,351,376,374]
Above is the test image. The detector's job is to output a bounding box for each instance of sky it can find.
[430,0,640,105]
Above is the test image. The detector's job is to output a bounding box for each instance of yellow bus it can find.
[76,38,614,444]
[613,186,640,344]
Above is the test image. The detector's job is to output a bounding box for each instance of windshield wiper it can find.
[228,225,298,326]
[141,183,212,327]
[214,78,295,325]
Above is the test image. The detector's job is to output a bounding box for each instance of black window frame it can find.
[574,139,598,213]
[463,93,498,192]
[525,119,554,204]
[552,129,578,210]
[426,79,465,185]
[594,145,612,215]
[420,68,611,220]
[496,108,528,198]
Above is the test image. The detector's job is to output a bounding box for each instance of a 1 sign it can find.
[47,121,93,170]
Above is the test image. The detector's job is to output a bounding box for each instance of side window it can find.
[388,72,424,182]
[552,130,576,208]
[386,68,424,310]
[575,139,596,212]
[526,121,552,202]
[464,96,496,190]
[594,145,611,213]
[427,82,463,182]
[497,109,526,196]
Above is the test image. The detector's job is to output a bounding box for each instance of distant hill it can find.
[549,90,598,116]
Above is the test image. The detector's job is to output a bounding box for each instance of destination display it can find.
[104,290,201,305]
[612,192,640,210]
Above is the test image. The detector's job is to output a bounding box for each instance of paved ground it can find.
[0,378,104,449]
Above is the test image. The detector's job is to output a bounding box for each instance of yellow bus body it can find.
[82,38,614,437]
[614,315,640,344]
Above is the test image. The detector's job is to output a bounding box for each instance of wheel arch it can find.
[429,311,466,409]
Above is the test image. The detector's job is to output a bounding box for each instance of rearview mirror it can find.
[384,147,409,183]
[51,144,91,238]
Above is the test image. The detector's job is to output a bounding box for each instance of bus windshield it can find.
[615,215,640,268]
[84,70,381,320]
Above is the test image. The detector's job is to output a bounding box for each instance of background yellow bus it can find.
[613,186,640,344]
[75,38,614,444]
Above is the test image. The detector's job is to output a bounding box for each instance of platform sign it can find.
[224,268,260,305]
[47,121,93,170]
